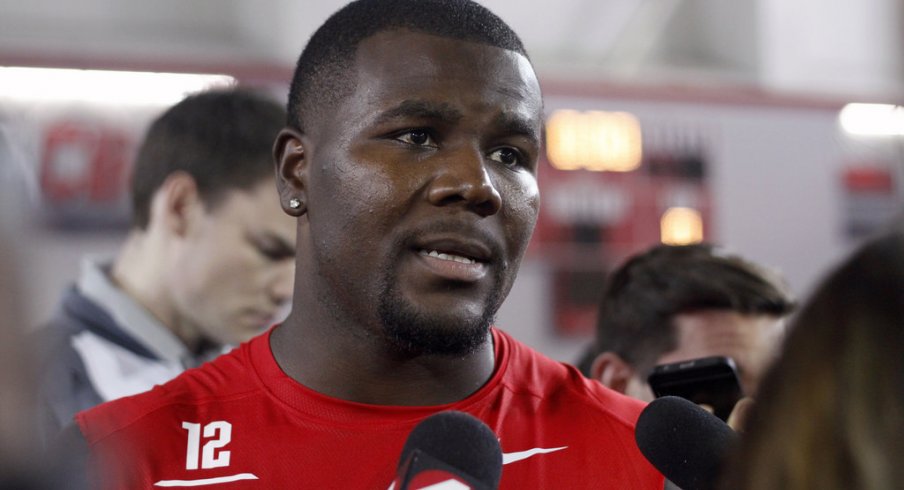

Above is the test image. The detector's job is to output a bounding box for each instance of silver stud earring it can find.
[288,198,301,209]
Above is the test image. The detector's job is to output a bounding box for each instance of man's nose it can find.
[426,147,502,217]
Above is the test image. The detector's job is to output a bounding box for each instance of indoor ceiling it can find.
[0,0,901,100]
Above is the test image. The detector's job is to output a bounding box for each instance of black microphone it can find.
[393,411,502,490]
[635,396,738,490]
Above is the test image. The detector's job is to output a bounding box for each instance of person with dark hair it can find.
[721,228,904,490]
[34,88,296,441]
[578,243,795,402]
[65,1,665,488]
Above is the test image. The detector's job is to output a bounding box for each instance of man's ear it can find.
[149,171,202,237]
[273,127,309,216]
[590,352,635,395]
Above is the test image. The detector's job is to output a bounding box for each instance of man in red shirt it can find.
[66,0,665,488]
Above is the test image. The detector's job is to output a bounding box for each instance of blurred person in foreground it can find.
[722,227,904,490]
[34,88,296,440]
[1,234,44,487]
[60,0,665,488]
[578,243,795,402]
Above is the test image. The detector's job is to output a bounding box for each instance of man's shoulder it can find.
[491,332,662,489]
[496,329,593,394]
[75,342,261,445]
[32,314,100,406]
[32,286,172,435]
[31,290,107,432]
[498,329,647,428]
[32,287,92,346]
[32,285,153,360]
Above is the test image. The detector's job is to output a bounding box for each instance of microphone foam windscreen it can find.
[635,396,738,490]
[399,411,502,488]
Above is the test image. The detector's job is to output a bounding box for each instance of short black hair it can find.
[287,0,528,132]
[130,88,286,229]
[577,244,795,376]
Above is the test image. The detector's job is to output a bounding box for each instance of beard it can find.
[376,265,506,357]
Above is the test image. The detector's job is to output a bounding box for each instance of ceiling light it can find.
[839,103,904,136]
[0,66,235,107]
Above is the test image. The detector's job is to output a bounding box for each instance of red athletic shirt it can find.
[77,328,664,489]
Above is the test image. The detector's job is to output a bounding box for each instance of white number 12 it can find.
[182,421,232,470]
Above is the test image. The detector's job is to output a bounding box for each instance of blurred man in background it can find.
[577,243,795,402]
[34,88,296,440]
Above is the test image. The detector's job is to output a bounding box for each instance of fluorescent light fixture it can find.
[839,103,904,136]
[0,66,235,106]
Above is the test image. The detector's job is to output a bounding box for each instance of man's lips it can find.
[418,249,480,264]
[412,237,493,263]
[245,310,277,326]
[414,249,489,282]
[410,237,494,282]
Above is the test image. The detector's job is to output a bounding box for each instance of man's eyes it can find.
[392,130,527,169]
[253,239,295,262]
[394,129,437,147]
[259,247,293,261]
[488,147,523,168]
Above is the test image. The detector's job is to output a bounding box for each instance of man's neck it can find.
[110,231,204,353]
[269,314,496,406]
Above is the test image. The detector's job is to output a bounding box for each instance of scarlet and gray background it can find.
[1,0,903,361]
